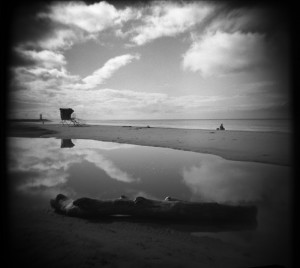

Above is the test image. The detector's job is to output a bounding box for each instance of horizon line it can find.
[27,117,291,121]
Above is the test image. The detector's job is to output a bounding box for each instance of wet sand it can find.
[9,205,262,268]
[8,123,292,166]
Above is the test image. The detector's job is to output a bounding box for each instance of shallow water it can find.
[7,137,293,267]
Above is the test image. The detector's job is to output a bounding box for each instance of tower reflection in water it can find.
[60,139,75,148]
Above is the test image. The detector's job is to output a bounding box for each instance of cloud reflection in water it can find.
[8,137,291,208]
[8,138,139,198]
[182,154,290,205]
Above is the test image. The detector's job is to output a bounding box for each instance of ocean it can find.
[76,118,292,133]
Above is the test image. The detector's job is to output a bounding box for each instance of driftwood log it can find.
[50,194,257,223]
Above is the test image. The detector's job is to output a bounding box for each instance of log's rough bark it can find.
[50,194,257,223]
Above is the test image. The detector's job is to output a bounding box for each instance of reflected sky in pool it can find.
[7,137,293,266]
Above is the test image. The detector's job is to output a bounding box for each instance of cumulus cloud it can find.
[82,54,140,88]
[37,28,81,50]
[48,87,238,120]
[12,50,140,92]
[40,1,140,34]
[11,65,79,94]
[17,28,84,52]
[25,67,73,80]
[35,1,213,46]
[129,1,212,45]
[15,48,67,69]
[40,1,118,33]
[182,31,268,77]
[207,5,283,35]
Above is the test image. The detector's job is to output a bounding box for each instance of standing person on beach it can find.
[40,113,44,124]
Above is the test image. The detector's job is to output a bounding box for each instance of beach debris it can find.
[50,194,257,223]
[164,196,180,201]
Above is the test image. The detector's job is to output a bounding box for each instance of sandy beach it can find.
[6,123,293,267]
[8,123,292,166]
[9,204,265,268]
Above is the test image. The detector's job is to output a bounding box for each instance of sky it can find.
[7,0,291,120]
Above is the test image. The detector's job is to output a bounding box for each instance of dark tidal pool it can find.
[7,137,293,267]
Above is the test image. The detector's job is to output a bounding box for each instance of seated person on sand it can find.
[217,123,225,130]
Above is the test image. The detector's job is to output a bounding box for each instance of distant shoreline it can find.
[8,119,52,123]
[83,118,292,133]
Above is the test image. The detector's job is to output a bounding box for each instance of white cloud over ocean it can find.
[15,48,67,69]
[39,1,139,34]
[128,1,212,45]
[39,1,212,46]
[12,53,140,92]
[182,31,268,77]
[82,54,141,88]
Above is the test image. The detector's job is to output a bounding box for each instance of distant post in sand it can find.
[40,113,44,124]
